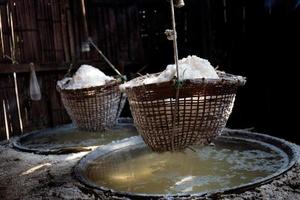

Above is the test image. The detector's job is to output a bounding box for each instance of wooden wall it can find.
[0,71,70,140]
[0,0,145,140]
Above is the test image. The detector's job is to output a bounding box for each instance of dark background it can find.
[0,0,299,143]
[120,0,300,143]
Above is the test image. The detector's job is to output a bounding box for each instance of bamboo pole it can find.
[9,9,15,60]
[79,0,90,55]
[3,100,10,140]
[6,4,12,57]
[80,0,89,40]
[13,72,23,133]
[169,0,184,151]
[88,38,124,79]
[170,0,180,80]
[0,10,4,56]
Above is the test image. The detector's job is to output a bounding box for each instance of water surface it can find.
[21,124,137,150]
[86,139,287,194]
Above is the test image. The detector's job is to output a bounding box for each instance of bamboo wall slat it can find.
[0,72,71,140]
[1,0,144,67]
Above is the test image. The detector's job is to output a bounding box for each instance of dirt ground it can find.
[1,139,300,200]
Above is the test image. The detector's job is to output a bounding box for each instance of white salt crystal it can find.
[57,64,114,90]
[120,55,219,90]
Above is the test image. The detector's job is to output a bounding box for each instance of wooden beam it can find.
[0,59,108,74]
[0,63,68,73]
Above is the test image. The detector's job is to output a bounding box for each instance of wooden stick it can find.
[0,9,4,57]
[80,0,89,40]
[6,4,12,59]
[88,38,124,79]
[13,72,23,133]
[170,0,180,80]
[6,4,9,31]
[2,100,10,140]
[9,7,15,61]
[169,0,182,151]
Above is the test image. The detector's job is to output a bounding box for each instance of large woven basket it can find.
[58,80,126,132]
[123,72,246,152]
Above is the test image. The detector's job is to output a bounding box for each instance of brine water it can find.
[86,139,287,194]
[22,124,137,150]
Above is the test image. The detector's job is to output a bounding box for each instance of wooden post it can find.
[80,0,89,40]
[13,72,23,133]
[0,9,4,57]
[8,8,15,61]
[2,100,9,140]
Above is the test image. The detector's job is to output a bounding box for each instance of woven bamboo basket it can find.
[123,72,246,152]
[58,80,126,132]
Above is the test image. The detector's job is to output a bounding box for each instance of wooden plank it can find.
[0,63,68,73]
[0,59,107,73]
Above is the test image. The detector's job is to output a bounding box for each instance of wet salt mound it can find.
[120,55,219,90]
[57,64,114,90]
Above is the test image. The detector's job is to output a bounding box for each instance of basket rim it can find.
[57,79,122,93]
[122,71,246,91]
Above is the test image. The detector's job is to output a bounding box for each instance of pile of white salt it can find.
[120,55,219,90]
[57,65,114,90]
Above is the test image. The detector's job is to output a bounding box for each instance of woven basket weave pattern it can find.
[60,81,126,132]
[125,73,244,152]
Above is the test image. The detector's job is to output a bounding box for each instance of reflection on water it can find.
[22,125,137,149]
[86,140,287,194]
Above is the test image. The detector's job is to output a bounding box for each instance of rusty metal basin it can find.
[12,118,137,154]
[74,129,298,199]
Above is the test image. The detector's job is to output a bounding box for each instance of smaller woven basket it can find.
[58,80,126,132]
[123,72,246,152]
